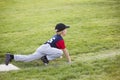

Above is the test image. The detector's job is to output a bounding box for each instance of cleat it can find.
[41,56,49,65]
[5,53,12,65]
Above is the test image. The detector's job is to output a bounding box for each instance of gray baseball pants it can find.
[14,44,63,62]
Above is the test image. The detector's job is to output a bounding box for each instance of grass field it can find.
[0,0,120,80]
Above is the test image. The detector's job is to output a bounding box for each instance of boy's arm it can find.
[62,48,71,63]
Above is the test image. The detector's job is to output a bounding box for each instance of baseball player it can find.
[5,23,71,65]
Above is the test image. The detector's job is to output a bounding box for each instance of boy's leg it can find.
[14,45,46,62]
[14,52,44,62]
[5,52,44,65]
[5,44,62,65]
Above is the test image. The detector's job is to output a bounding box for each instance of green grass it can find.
[0,0,120,80]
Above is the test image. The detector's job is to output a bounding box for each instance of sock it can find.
[10,55,14,59]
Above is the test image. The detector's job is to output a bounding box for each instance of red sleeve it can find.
[56,40,66,49]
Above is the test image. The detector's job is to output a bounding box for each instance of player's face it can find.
[62,29,67,36]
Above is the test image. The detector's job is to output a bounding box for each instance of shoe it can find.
[5,53,12,65]
[41,56,49,65]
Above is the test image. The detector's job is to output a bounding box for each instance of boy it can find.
[5,23,71,65]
